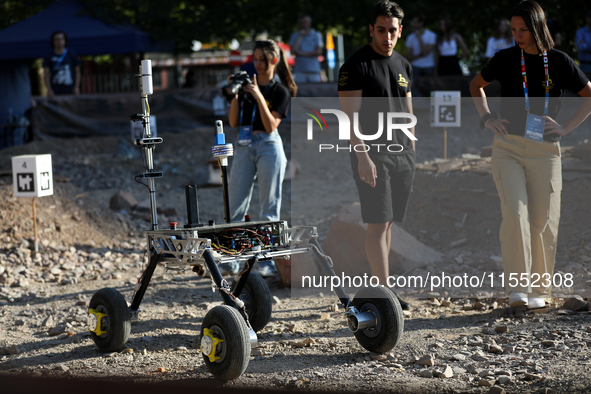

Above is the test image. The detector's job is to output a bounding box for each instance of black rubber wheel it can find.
[351,286,404,353]
[231,272,272,332]
[200,305,251,381]
[88,287,131,352]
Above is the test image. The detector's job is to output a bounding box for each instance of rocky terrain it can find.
[1,114,591,393]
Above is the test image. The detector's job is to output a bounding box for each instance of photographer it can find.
[227,40,297,223]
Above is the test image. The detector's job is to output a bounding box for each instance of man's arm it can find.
[406,33,434,62]
[74,65,81,95]
[293,32,323,57]
[339,90,379,187]
[405,91,415,151]
[43,67,54,99]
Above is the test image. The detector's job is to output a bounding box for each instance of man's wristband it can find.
[479,112,497,129]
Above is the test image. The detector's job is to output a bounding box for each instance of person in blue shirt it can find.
[289,15,324,83]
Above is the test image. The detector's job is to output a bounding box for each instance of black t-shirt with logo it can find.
[338,44,414,155]
[481,46,588,142]
[239,80,290,131]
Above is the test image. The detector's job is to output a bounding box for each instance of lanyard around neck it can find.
[238,81,272,126]
[521,49,550,115]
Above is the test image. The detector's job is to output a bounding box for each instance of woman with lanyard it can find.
[470,1,591,309]
[227,40,297,223]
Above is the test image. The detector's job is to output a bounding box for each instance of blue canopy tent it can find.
[0,0,172,60]
[0,0,173,148]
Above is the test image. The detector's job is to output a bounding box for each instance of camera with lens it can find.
[221,71,253,101]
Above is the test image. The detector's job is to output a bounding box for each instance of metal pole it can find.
[444,127,447,160]
[219,158,231,223]
[32,197,39,253]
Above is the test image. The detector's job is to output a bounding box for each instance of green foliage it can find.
[0,0,55,30]
[3,0,589,69]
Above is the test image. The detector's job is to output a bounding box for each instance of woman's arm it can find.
[243,75,282,133]
[545,82,591,136]
[470,72,509,135]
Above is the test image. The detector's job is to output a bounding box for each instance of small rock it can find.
[272,296,281,304]
[14,320,25,326]
[121,348,134,354]
[498,376,512,385]
[440,365,453,378]
[419,369,433,378]
[158,367,167,373]
[8,346,19,355]
[417,354,435,366]
[48,325,67,336]
[541,340,555,347]
[524,373,541,381]
[495,326,508,333]
[488,344,504,354]
[478,379,495,387]
[176,346,187,351]
[562,295,588,312]
[488,387,505,394]
[452,353,466,361]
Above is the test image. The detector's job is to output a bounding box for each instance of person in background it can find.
[289,15,324,83]
[470,0,591,309]
[405,14,437,77]
[436,17,469,76]
[486,18,513,60]
[43,31,80,99]
[576,10,591,76]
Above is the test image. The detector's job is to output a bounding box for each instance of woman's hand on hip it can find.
[485,118,510,136]
[543,116,568,136]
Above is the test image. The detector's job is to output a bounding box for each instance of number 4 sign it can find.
[12,154,53,198]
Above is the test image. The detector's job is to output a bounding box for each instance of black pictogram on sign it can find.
[17,173,35,192]
[439,106,456,123]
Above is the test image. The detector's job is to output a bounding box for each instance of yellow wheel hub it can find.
[201,327,224,362]
[88,308,107,336]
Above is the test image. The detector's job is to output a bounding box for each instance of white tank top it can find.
[438,36,458,56]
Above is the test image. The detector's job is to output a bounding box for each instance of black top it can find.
[338,44,414,155]
[42,49,79,95]
[481,46,588,142]
[239,80,290,131]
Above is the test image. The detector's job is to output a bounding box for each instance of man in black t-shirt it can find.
[43,31,80,99]
[338,1,415,310]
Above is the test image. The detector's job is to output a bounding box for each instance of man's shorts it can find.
[350,152,415,224]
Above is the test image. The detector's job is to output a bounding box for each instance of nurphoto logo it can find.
[305,108,417,153]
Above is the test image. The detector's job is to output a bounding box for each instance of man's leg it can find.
[365,222,392,285]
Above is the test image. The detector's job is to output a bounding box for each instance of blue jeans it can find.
[229,130,287,222]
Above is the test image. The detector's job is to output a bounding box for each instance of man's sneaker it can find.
[527,294,546,309]
[391,291,411,311]
[508,291,528,307]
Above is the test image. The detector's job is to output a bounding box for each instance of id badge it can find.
[524,114,544,143]
[238,126,252,146]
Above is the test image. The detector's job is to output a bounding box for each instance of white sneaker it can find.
[508,291,528,307]
[527,295,546,309]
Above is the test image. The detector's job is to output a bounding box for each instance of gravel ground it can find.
[1,104,591,393]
